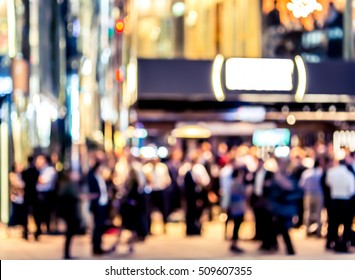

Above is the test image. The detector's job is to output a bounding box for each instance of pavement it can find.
[1,216,355,260]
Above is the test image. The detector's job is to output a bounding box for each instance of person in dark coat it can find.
[119,165,147,253]
[250,158,275,250]
[269,158,301,255]
[88,158,114,256]
[183,156,210,236]
[184,170,201,236]
[57,170,81,259]
[21,156,40,240]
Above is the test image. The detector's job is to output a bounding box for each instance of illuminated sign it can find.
[236,106,266,123]
[211,55,307,102]
[225,58,295,91]
[252,128,291,147]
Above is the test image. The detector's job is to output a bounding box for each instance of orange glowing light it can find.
[115,69,124,82]
[115,20,124,33]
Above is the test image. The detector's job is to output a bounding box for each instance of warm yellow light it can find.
[172,125,212,139]
[211,54,225,102]
[287,114,296,125]
[7,0,16,58]
[127,59,138,106]
[295,55,307,102]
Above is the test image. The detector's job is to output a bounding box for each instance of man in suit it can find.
[251,158,276,251]
[21,156,40,240]
[88,159,112,255]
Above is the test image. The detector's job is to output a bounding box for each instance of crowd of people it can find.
[6,141,355,258]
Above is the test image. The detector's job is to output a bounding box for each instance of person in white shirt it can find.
[143,158,171,233]
[326,159,355,252]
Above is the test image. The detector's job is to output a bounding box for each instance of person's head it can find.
[187,150,200,165]
[218,142,228,154]
[171,149,183,162]
[51,152,59,164]
[36,155,48,170]
[12,162,23,173]
[27,155,35,165]
[201,141,211,152]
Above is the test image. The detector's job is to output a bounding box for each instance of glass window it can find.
[136,0,262,59]
[262,0,346,60]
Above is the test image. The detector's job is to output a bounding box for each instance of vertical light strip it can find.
[1,122,9,223]
[7,0,16,57]
[295,55,307,103]
[211,54,225,102]
[100,0,109,49]
[70,74,80,143]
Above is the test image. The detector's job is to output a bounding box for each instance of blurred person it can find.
[49,152,63,233]
[199,142,215,220]
[119,162,147,253]
[167,149,184,214]
[326,159,355,252]
[130,155,149,240]
[8,163,26,232]
[34,155,57,240]
[324,2,343,58]
[224,167,247,253]
[291,156,306,228]
[269,158,300,255]
[250,158,274,245]
[324,2,343,29]
[102,163,117,225]
[143,158,171,234]
[88,158,113,255]
[219,154,235,239]
[266,0,281,28]
[21,156,40,240]
[216,142,229,168]
[183,153,210,236]
[348,152,355,246]
[57,169,82,259]
[299,159,324,237]
[320,155,334,248]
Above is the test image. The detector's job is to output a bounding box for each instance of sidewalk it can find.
[1,221,355,260]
